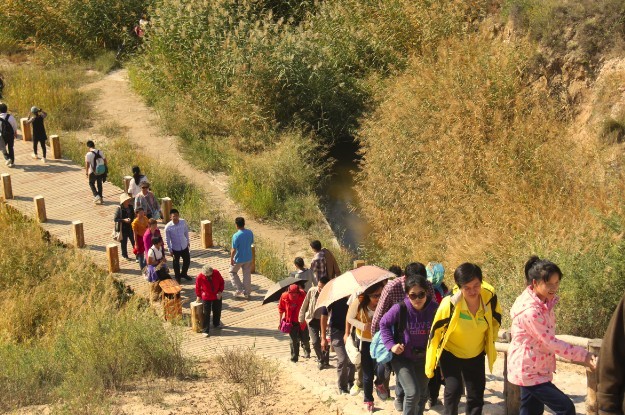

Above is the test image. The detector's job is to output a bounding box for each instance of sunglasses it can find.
[408,291,427,300]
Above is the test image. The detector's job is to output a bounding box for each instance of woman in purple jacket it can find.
[380,274,439,415]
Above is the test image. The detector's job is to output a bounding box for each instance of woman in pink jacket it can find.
[508,256,596,415]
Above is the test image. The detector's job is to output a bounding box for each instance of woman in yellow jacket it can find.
[425,263,501,415]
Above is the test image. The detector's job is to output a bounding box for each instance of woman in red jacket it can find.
[279,284,311,362]
[195,265,224,337]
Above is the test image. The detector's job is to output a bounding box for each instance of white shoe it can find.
[4,160,9,166]
[31,153,38,159]
[41,157,46,163]
[7,162,14,168]
[94,196,100,205]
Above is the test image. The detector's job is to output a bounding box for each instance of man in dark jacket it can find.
[598,291,625,415]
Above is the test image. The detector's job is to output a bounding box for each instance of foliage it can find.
[0,0,152,57]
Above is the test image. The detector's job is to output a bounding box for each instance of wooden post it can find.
[201,220,213,248]
[353,260,365,269]
[50,135,61,159]
[72,220,85,248]
[251,244,256,273]
[20,118,32,142]
[106,243,120,273]
[34,195,46,223]
[123,176,132,195]
[1,173,12,200]
[191,301,204,333]
[161,197,172,224]
[586,339,602,415]
[503,351,521,415]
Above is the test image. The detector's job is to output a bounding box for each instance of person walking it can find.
[25,106,47,163]
[381,274,438,415]
[426,263,502,415]
[425,262,448,408]
[321,297,355,395]
[143,218,161,262]
[289,256,313,290]
[128,165,148,198]
[165,208,192,283]
[229,217,254,299]
[131,207,149,271]
[349,281,388,413]
[0,102,18,168]
[84,140,107,205]
[195,265,224,337]
[134,181,161,220]
[114,194,135,261]
[508,257,596,415]
[279,283,311,362]
[299,276,330,369]
[598,290,625,415]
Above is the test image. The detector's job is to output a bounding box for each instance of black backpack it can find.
[0,115,14,144]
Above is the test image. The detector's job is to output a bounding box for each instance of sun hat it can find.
[119,194,133,205]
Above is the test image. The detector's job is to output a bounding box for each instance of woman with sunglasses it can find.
[346,281,387,412]
[380,274,438,415]
[425,263,501,415]
[508,257,596,415]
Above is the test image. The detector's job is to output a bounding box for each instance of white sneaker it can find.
[4,160,9,166]
[31,153,38,159]
[349,384,361,396]
[7,162,14,168]
[41,157,46,163]
[93,196,100,205]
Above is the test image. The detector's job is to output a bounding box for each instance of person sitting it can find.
[146,236,169,301]
[195,265,225,337]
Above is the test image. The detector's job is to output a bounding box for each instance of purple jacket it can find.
[380,297,438,361]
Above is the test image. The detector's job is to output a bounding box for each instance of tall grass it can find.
[0,206,191,412]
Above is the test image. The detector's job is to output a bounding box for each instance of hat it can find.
[140,181,150,188]
[119,194,132,205]
[30,106,40,114]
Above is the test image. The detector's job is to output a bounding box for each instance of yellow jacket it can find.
[425,280,501,378]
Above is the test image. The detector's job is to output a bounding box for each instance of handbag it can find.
[112,229,123,242]
[345,328,361,365]
[279,319,292,334]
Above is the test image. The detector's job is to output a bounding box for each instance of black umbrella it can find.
[262,275,309,305]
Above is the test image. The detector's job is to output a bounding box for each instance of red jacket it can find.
[195,270,224,301]
[278,284,307,330]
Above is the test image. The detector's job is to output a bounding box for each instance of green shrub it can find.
[92,51,119,74]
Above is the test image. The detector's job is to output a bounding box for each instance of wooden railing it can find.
[496,330,602,415]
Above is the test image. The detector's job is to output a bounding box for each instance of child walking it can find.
[25,107,47,162]
[508,256,596,415]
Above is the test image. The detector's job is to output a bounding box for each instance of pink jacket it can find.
[508,286,588,386]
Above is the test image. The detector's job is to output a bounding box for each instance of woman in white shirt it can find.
[128,165,148,198]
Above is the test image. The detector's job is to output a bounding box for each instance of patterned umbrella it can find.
[262,276,309,305]
[314,265,396,311]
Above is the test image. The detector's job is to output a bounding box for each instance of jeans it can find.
[88,172,103,198]
[361,340,386,403]
[230,260,252,295]
[391,355,429,415]
[289,323,311,362]
[330,327,355,390]
[308,318,328,363]
[172,246,190,280]
[201,298,223,334]
[2,135,14,163]
[120,228,135,258]
[137,253,146,271]
[439,350,486,415]
[520,382,576,415]
[33,137,46,158]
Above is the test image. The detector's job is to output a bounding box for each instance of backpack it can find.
[0,115,14,146]
[91,150,106,175]
[370,301,407,364]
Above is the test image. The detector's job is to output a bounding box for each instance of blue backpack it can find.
[370,301,407,364]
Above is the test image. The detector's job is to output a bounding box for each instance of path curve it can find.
[82,69,322,262]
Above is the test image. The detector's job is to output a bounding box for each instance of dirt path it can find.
[80,68,325,262]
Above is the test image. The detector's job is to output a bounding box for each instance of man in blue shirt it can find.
[229,217,254,299]
[165,208,192,283]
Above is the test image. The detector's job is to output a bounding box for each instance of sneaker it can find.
[428,398,442,408]
[182,274,193,281]
[31,153,38,159]
[202,332,210,337]
[93,196,100,205]
[303,350,311,359]
[349,383,361,396]
[234,291,245,299]
[394,397,403,412]
[122,255,130,261]
[364,402,374,413]
[7,162,13,168]
[4,160,9,166]
[375,384,389,401]
[338,388,349,395]
[317,361,324,370]
[41,157,46,163]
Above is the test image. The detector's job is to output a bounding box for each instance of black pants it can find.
[520,382,575,415]
[172,247,190,280]
[439,350,486,415]
[33,137,46,158]
[120,228,135,258]
[202,299,222,334]
[289,323,310,362]
[2,135,14,163]
[429,364,444,402]
[308,318,328,363]
[88,173,103,198]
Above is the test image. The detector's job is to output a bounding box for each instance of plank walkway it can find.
[0,137,590,414]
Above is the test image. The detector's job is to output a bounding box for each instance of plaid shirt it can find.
[310,250,327,282]
[371,276,436,333]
